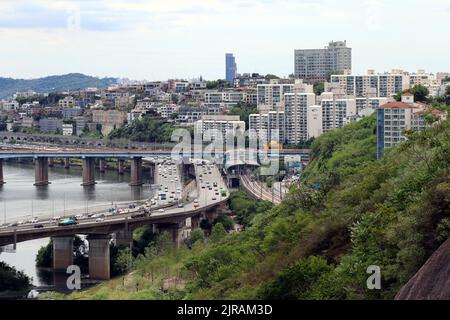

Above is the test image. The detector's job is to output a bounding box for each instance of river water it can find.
[0,162,156,287]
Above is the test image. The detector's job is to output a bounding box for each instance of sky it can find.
[0,0,449,81]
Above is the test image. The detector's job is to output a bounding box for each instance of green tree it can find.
[265,74,280,80]
[0,261,31,292]
[209,223,227,243]
[227,102,257,128]
[313,82,325,96]
[190,228,205,244]
[395,85,430,103]
[213,215,234,231]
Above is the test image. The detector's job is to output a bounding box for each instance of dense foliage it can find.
[227,102,257,128]
[108,117,176,143]
[0,261,31,293]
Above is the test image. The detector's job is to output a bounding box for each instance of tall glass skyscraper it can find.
[225,53,237,83]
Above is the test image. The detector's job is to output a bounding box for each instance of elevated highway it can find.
[0,157,229,280]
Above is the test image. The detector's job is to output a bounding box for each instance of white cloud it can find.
[0,0,448,80]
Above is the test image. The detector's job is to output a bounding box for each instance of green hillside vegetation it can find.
[43,113,450,300]
[107,116,176,143]
[0,73,116,99]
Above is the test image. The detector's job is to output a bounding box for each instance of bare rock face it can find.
[396,238,450,300]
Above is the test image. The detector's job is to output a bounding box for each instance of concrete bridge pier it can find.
[159,222,186,249]
[0,159,5,185]
[191,214,201,229]
[99,159,106,173]
[148,163,155,184]
[34,157,50,186]
[88,235,111,280]
[129,157,143,186]
[114,229,133,247]
[82,157,96,186]
[52,236,74,272]
[118,159,125,175]
[64,158,71,169]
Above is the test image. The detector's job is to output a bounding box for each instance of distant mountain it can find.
[0,73,118,99]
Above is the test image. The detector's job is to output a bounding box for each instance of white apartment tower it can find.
[294,41,352,83]
[284,93,316,143]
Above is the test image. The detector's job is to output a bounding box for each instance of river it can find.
[0,161,156,287]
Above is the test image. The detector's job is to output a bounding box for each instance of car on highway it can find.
[95,217,105,223]
[131,212,146,219]
[178,203,184,208]
[212,197,217,201]
[8,222,18,228]
[29,217,39,224]
[58,218,78,226]
[75,214,84,220]
[158,209,164,213]
[34,224,44,229]
[193,200,199,208]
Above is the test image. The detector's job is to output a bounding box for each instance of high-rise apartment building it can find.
[329,71,409,98]
[294,41,352,83]
[225,53,237,83]
[320,97,357,133]
[376,93,447,159]
[257,79,313,112]
[249,111,285,145]
[328,69,446,98]
[284,93,316,143]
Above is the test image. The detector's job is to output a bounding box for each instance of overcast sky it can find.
[0,0,449,81]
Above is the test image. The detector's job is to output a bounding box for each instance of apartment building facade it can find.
[257,79,313,112]
[284,93,316,143]
[195,115,245,141]
[376,93,447,158]
[294,41,352,83]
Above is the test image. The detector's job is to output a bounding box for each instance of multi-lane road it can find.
[0,158,229,244]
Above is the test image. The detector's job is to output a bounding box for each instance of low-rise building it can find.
[62,123,74,136]
[58,96,76,108]
[39,118,63,133]
[92,110,127,135]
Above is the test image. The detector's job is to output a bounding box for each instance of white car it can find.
[158,209,164,213]
[95,217,105,223]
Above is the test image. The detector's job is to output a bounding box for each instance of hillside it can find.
[42,113,450,300]
[0,73,117,98]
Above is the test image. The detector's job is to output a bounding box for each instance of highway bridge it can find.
[0,147,310,187]
[0,157,229,280]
